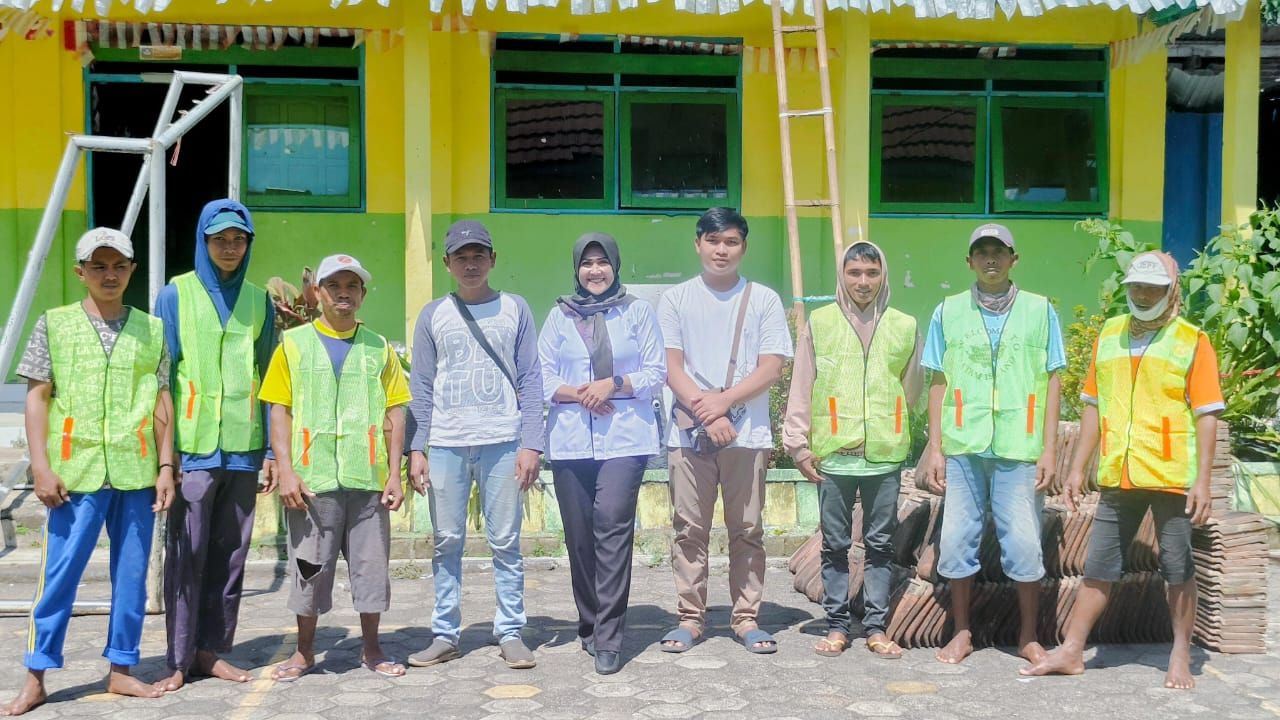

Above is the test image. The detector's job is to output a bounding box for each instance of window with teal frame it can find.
[870,47,1108,217]
[244,84,362,209]
[492,36,742,212]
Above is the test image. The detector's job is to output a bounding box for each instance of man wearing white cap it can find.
[258,254,411,681]
[1023,250,1222,689]
[921,223,1066,666]
[2,228,176,716]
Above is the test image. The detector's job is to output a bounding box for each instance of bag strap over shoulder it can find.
[449,292,517,393]
[723,281,753,389]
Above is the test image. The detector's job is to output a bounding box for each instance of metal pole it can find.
[72,136,151,153]
[119,154,154,238]
[0,144,80,378]
[155,76,243,150]
[144,142,167,616]
[227,83,243,201]
[0,600,112,615]
[148,142,166,310]
[152,74,186,138]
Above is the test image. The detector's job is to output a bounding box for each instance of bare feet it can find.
[1018,640,1048,664]
[194,652,252,683]
[271,651,315,682]
[153,669,185,694]
[105,666,164,699]
[936,630,974,664]
[1019,646,1085,677]
[0,673,47,717]
[1164,647,1195,689]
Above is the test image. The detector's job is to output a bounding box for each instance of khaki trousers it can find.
[668,446,769,633]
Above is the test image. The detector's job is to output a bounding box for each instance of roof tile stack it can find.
[788,422,1267,653]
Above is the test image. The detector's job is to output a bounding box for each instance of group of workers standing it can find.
[0,201,1221,716]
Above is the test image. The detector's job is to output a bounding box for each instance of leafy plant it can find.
[1077,218,1159,314]
[265,268,319,334]
[769,312,799,469]
[1076,211,1280,459]
[1182,210,1280,458]
[1060,305,1105,422]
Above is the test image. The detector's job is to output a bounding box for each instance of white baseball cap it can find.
[1121,251,1173,286]
[75,227,134,262]
[315,254,372,285]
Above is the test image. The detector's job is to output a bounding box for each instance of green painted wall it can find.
[1,209,87,377]
[428,213,836,325]
[868,217,1137,323]
[244,212,406,342]
[427,213,1141,328]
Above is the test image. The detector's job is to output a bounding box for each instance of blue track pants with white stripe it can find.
[26,487,155,670]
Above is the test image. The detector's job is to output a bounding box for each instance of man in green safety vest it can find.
[3,228,176,716]
[921,223,1065,666]
[258,254,410,682]
[154,200,277,692]
[783,240,922,659]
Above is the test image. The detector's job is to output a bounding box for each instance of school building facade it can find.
[0,0,1263,356]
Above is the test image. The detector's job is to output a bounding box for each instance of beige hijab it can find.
[1127,250,1183,337]
[836,240,891,351]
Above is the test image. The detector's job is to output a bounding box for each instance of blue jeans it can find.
[938,455,1045,583]
[427,441,524,643]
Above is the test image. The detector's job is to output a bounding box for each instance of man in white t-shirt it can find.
[656,207,794,655]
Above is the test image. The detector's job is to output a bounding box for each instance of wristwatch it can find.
[612,375,625,391]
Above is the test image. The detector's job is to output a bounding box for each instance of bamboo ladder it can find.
[769,0,844,331]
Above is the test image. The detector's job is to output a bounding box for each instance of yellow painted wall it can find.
[0,0,1235,342]
[1,26,85,211]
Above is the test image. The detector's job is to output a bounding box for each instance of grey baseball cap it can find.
[444,221,493,254]
[968,223,1015,251]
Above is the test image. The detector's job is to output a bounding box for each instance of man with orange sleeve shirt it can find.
[1022,250,1222,690]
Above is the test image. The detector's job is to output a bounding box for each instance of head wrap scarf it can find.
[556,232,633,380]
[1127,250,1183,337]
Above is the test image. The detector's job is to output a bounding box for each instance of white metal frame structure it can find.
[0,71,244,615]
[0,70,243,378]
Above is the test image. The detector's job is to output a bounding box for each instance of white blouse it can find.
[537,298,667,461]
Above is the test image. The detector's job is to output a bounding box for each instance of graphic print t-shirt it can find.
[407,293,544,451]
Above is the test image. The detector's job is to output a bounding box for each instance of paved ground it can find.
[0,558,1278,720]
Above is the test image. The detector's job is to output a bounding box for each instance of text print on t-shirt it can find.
[438,324,517,412]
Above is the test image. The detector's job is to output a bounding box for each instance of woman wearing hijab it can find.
[782,241,922,659]
[537,232,666,675]
[1022,251,1222,690]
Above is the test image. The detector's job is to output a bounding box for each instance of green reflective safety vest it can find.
[809,304,916,463]
[45,304,165,493]
[939,291,1050,462]
[281,323,390,493]
[1095,315,1200,490]
[172,272,267,454]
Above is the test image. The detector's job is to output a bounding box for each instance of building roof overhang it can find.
[0,0,1247,21]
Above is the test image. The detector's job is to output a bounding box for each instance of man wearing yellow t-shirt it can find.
[1022,251,1221,690]
[257,254,410,682]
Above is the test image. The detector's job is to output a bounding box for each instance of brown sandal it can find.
[814,634,849,657]
[866,637,903,659]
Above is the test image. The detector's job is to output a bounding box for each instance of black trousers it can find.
[551,456,647,653]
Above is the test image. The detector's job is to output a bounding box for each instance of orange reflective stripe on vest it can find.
[60,417,74,461]
[136,417,149,458]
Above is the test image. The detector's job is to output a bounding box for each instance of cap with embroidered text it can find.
[75,227,134,262]
[1121,251,1173,286]
[968,223,1015,251]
